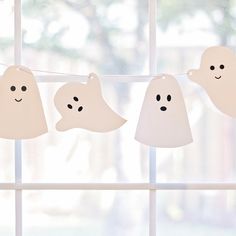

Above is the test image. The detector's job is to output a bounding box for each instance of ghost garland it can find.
[0,45,235,148]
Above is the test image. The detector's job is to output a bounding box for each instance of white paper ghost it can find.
[188,46,236,117]
[54,73,126,132]
[0,65,48,139]
[135,74,192,148]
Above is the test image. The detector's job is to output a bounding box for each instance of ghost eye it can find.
[10,86,16,91]
[210,65,215,70]
[78,106,83,112]
[220,64,224,69]
[156,94,161,101]
[167,95,171,102]
[73,96,79,102]
[67,104,73,109]
[21,86,27,92]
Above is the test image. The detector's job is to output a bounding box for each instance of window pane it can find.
[0,191,15,236]
[156,0,236,74]
[0,140,14,182]
[0,0,14,66]
[22,0,148,74]
[157,190,236,236]
[22,82,148,183]
[23,190,148,236]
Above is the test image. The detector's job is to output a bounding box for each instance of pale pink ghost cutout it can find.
[0,65,48,139]
[54,73,126,132]
[188,46,236,117]
[135,74,192,148]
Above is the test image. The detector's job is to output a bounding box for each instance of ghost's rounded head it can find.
[145,74,185,113]
[188,46,236,85]
[54,74,102,118]
[0,65,39,104]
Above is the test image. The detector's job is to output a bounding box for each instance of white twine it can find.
[0,62,188,78]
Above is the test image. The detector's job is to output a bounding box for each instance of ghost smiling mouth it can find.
[215,76,222,79]
[15,98,22,102]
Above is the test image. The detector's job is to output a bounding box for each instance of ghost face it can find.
[3,77,33,105]
[135,75,192,148]
[188,46,236,117]
[156,93,172,111]
[208,64,225,80]
[146,76,184,117]
[60,92,85,118]
[199,47,234,83]
[0,67,43,113]
[55,82,90,130]
[66,96,83,112]
[54,73,126,132]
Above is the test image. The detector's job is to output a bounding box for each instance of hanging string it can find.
[0,62,10,67]
[31,69,80,76]
[0,62,80,77]
[0,62,188,78]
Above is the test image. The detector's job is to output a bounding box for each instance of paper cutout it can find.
[188,46,236,117]
[135,74,192,148]
[54,73,126,132]
[0,65,48,139]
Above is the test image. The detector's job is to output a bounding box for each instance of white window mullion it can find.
[149,0,157,75]
[0,182,236,190]
[14,1,22,236]
[148,0,157,236]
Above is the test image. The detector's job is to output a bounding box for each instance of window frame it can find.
[5,0,236,236]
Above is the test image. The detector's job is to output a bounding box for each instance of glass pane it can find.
[23,190,148,236]
[22,0,148,74]
[0,191,15,236]
[0,0,14,67]
[156,0,236,74]
[0,140,14,182]
[22,82,148,183]
[157,190,236,236]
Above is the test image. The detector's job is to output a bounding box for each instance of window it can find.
[0,0,236,236]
